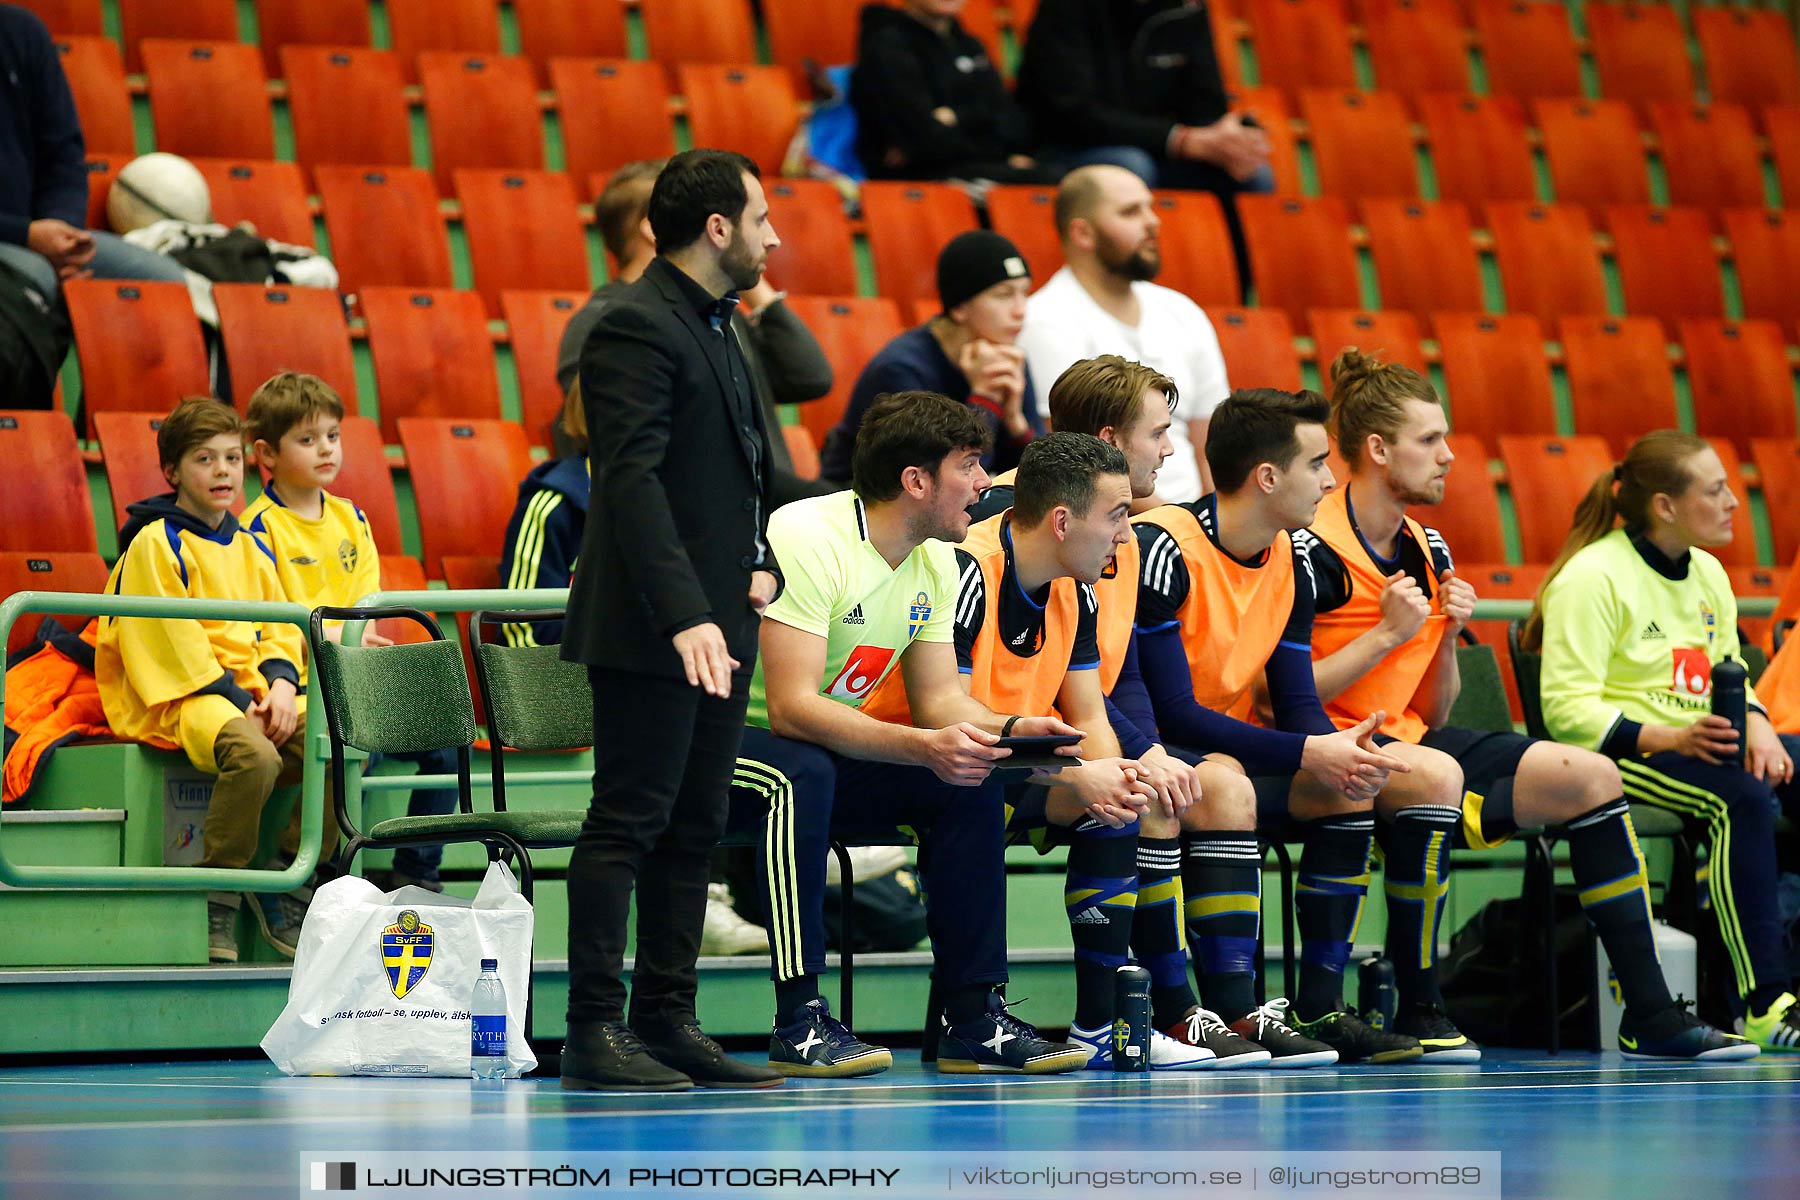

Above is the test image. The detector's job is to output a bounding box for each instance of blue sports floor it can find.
[1,1050,1797,1199]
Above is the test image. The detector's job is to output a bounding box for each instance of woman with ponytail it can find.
[1528,431,1800,1050]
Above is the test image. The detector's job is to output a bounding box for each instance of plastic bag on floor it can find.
[261,860,536,1078]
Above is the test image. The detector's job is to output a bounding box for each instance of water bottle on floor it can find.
[470,958,507,1080]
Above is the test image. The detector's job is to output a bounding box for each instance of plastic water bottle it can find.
[470,958,507,1080]
[1111,965,1152,1073]
[1712,660,1748,769]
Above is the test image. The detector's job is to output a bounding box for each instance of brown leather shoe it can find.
[637,1019,785,1089]
[560,1021,693,1091]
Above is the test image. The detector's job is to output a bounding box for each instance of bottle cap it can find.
[481,958,498,972]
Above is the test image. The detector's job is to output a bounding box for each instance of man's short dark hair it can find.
[1012,432,1129,526]
[1205,388,1332,495]
[852,392,993,502]
[647,149,759,254]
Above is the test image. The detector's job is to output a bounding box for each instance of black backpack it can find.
[0,260,71,409]
[1439,888,1600,1050]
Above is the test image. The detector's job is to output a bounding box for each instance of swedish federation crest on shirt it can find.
[382,909,434,999]
[908,591,932,640]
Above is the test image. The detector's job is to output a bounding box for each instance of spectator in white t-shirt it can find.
[1017,165,1230,502]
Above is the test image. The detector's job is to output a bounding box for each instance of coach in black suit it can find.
[561,150,785,1091]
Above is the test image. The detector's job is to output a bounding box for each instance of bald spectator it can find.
[556,161,834,505]
[1016,165,1229,502]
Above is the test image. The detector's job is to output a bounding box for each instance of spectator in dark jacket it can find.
[555,160,835,505]
[1015,0,1271,279]
[820,230,1044,481]
[0,4,187,299]
[850,0,1058,184]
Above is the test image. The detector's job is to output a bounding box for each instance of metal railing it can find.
[0,587,1778,891]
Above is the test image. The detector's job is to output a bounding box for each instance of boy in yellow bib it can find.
[96,397,331,964]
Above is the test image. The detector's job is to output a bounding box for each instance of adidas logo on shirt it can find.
[1641,622,1666,641]
[1068,908,1109,926]
[842,604,865,626]
[1011,629,1031,647]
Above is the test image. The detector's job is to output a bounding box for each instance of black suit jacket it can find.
[561,257,778,678]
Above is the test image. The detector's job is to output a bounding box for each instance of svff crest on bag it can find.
[262,860,536,1078]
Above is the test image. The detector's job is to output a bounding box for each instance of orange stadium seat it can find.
[192,159,314,248]
[499,289,587,451]
[678,65,801,179]
[1414,93,1537,205]
[1211,1,1243,91]
[782,296,907,449]
[385,0,500,83]
[63,280,210,435]
[1647,103,1767,212]
[1361,0,1470,100]
[396,420,535,578]
[280,47,412,173]
[1763,106,1800,208]
[1754,438,1800,567]
[1585,2,1695,110]
[1606,204,1725,327]
[1238,195,1360,326]
[1727,565,1788,649]
[1228,87,1303,195]
[1429,433,1509,566]
[762,179,859,298]
[1533,99,1651,217]
[1433,312,1555,451]
[1361,198,1483,318]
[1308,309,1427,375]
[1456,561,1549,718]
[1149,190,1240,307]
[361,288,502,442]
[19,0,104,36]
[93,410,244,534]
[142,40,273,161]
[0,553,111,655]
[315,166,452,295]
[783,425,821,481]
[550,58,677,183]
[1484,202,1608,326]
[328,415,405,558]
[0,412,98,553]
[1722,207,1800,327]
[1560,316,1678,454]
[53,36,133,158]
[762,0,861,73]
[117,0,236,73]
[252,0,370,75]
[213,283,357,411]
[513,0,627,82]
[83,156,117,230]
[456,170,591,317]
[984,185,1063,287]
[374,554,433,645]
[641,0,757,71]
[1498,434,1616,562]
[419,53,544,192]
[439,552,501,715]
[1471,0,1581,100]
[1244,0,1356,97]
[859,182,980,308]
[1299,89,1420,200]
[1695,7,1800,109]
[1701,438,1758,567]
[1682,318,1796,455]
[1209,307,1303,391]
